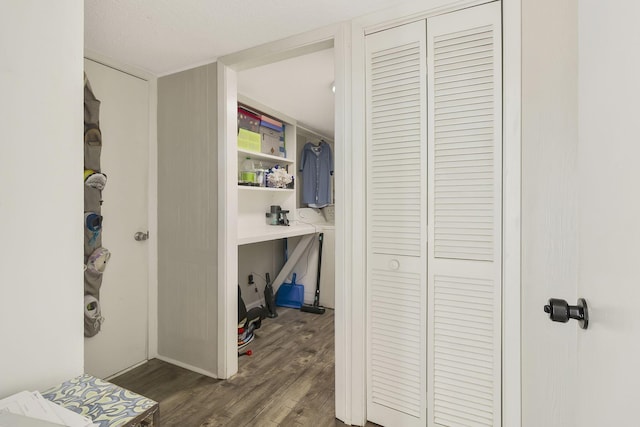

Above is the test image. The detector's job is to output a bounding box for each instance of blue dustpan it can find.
[276,273,304,308]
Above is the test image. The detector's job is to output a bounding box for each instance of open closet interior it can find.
[235,47,336,352]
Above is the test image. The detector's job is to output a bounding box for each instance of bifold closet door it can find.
[365,20,428,427]
[365,2,502,426]
[427,2,502,427]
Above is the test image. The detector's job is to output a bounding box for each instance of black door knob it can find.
[544,298,589,329]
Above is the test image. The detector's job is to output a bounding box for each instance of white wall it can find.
[238,241,285,309]
[0,0,84,396]
[521,0,578,424]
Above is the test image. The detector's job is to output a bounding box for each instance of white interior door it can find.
[427,4,502,426]
[84,59,150,378]
[365,20,428,427]
[526,3,640,426]
[574,2,640,425]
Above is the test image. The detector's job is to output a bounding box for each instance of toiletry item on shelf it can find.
[239,157,258,186]
[254,160,267,187]
[266,165,293,188]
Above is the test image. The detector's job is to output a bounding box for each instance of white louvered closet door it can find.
[427,2,502,427]
[365,20,428,427]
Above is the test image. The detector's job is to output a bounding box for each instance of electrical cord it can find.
[249,272,268,307]
[294,217,322,233]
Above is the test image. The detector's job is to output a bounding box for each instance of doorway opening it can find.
[216,26,350,421]
[235,45,336,317]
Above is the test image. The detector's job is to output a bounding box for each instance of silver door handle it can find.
[134,231,149,241]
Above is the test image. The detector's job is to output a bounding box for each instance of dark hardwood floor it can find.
[111,307,373,426]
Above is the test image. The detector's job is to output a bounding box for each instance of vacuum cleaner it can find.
[301,232,326,315]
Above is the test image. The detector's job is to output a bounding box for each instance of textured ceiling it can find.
[85,0,407,75]
[238,48,335,138]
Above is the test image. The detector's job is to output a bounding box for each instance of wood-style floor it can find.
[111,307,371,426]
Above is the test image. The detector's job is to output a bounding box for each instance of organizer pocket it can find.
[86,246,111,274]
[84,295,104,337]
[84,267,102,299]
[84,186,102,213]
[84,212,103,255]
[84,80,101,129]
[84,127,102,171]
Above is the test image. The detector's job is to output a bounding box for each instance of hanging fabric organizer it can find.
[83,73,110,338]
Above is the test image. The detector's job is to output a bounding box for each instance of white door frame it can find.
[501,0,522,425]
[350,0,521,425]
[217,0,521,424]
[82,50,160,364]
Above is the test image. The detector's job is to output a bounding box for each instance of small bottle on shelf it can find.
[239,157,257,186]
[255,160,267,187]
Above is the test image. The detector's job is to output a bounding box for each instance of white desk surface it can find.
[237,221,318,245]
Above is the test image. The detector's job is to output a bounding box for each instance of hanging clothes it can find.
[300,140,333,208]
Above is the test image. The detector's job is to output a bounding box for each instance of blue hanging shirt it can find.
[300,141,333,208]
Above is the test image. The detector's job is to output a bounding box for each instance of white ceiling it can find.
[238,48,335,138]
[85,0,408,76]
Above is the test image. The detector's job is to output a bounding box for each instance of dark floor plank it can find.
[110,307,380,426]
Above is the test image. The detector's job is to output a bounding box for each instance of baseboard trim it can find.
[104,359,149,381]
[155,355,219,379]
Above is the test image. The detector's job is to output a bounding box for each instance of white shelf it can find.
[237,96,299,247]
[237,222,317,245]
[238,186,294,193]
[237,148,293,164]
